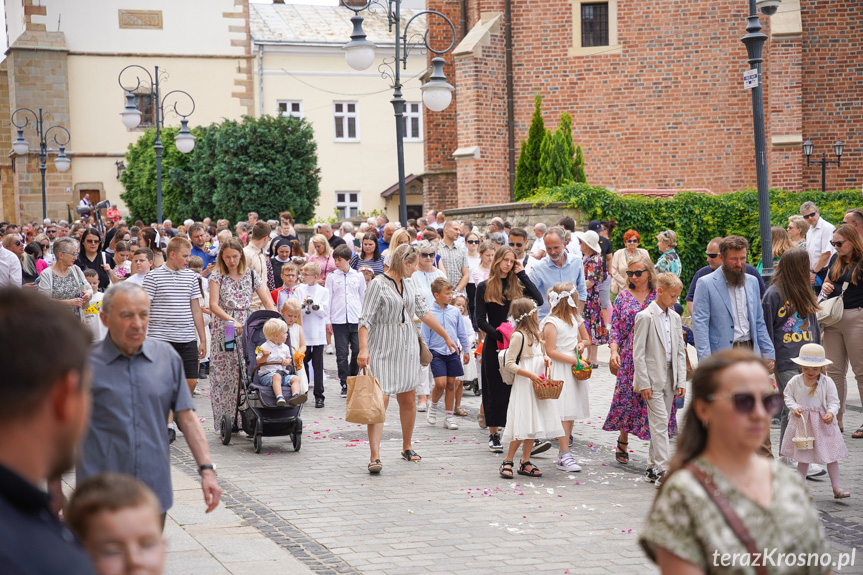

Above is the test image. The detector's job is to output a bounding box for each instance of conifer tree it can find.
[574,144,587,183]
[513,93,545,200]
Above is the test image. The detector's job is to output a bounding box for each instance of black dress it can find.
[475,271,542,428]
[76,252,110,291]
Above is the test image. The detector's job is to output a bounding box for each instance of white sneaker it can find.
[427,405,437,425]
[555,452,582,472]
[444,418,459,430]
[807,464,827,479]
[325,344,334,355]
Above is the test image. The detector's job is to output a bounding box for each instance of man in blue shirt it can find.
[686,236,765,315]
[528,226,588,321]
[189,223,216,277]
[379,222,396,254]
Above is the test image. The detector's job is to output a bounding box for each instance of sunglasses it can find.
[85,239,100,244]
[625,269,647,278]
[706,252,720,259]
[12,240,21,246]
[47,230,56,234]
[803,212,817,219]
[466,240,480,245]
[509,242,524,248]
[421,253,435,258]
[830,240,845,248]
[707,391,783,416]
[625,239,638,244]
[41,243,49,249]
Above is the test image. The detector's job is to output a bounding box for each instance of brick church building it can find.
[422,0,862,211]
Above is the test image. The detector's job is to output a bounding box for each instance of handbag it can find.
[684,463,769,575]
[816,281,849,327]
[498,334,525,385]
[384,279,433,366]
[345,367,386,424]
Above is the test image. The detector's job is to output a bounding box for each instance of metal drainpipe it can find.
[460,0,468,40]
[504,0,516,200]
[258,43,264,117]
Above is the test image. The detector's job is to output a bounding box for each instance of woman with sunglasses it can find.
[610,230,649,295]
[2,235,34,284]
[639,349,828,572]
[31,234,51,276]
[75,228,110,292]
[819,224,863,438]
[604,255,679,464]
[464,231,483,328]
[412,239,447,411]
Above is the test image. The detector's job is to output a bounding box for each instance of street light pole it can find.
[10,107,72,221]
[341,0,456,229]
[802,139,844,192]
[118,65,197,224]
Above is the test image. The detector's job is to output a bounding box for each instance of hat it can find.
[587,220,603,233]
[575,230,601,254]
[791,343,833,368]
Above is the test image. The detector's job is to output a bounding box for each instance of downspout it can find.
[258,43,264,117]
[504,0,516,200]
[460,0,468,40]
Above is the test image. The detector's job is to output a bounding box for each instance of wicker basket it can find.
[534,368,564,400]
[792,416,815,451]
[571,352,592,381]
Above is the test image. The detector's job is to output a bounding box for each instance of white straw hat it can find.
[790,343,833,368]
[575,230,601,254]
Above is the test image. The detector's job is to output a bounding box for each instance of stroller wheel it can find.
[220,414,232,445]
[472,381,480,396]
[253,433,263,454]
[291,431,302,452]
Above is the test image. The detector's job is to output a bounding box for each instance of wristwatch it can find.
[198,464,216,476]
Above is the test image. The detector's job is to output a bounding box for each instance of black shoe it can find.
[489,433,503,453]
[198,364,206,380]
[340,385,347,399]
[531,438,552,456]
[315,398,325,408]
[645,467,659,483]
[167,426,176,444]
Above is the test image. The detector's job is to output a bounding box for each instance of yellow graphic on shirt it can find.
[84,301,102,315]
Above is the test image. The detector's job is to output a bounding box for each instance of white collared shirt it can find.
[325,267,366,325]
[658,307,672,362]
[805,217,836,269]
[0,246,23,287]
[727,283,751,343]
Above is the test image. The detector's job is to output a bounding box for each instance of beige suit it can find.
[632,301,687,472]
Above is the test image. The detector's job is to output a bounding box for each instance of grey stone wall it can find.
[441,202,588,240]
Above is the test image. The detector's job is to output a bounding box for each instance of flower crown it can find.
[508,302,538,324]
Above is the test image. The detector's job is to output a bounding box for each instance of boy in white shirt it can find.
[325,245,366,399]
[125,248,153,286]
[256,318,307,407]
[295,261,331,408]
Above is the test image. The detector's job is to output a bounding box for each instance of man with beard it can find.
[685,236,765,316]
[692,235,775,370]
[528,226,587,321]
[0,288,95,573]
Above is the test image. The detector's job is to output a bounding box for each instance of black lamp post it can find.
[802,138,844,192]
[10,108,72,221]
[741,0,781,284]
[118,65,197,224]
[341,0,456,229]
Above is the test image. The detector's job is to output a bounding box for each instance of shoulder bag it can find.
[384,279,433,366]
[816,281,849,328]
[498,333,525,385]
[684,463,768,575]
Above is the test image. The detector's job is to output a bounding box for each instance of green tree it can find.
[574,145,586,183]
[514,93,545,200]
[538,116,575,188]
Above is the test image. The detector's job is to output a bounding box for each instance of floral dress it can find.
[603,289,679,440]
[655,249,682,277]
[209,268,262,428]
[583,253,609,345]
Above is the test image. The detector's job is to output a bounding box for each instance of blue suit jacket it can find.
[692,268,775,362]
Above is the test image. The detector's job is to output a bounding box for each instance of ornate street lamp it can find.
[341,0,456,228]
[118,65,196,224]
[10,108,72,220]
[802,138,844,193]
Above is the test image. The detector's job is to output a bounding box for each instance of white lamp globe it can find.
[422,84,453,112]
[345,45,375,72]
[54,148,71,172]
[120,93,142,129]
[12,130,29,156]
[174,120,196,154]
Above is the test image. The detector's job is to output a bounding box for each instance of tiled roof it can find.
[251,3,423,46]
[381,174,423,197]
[615,188,715,198]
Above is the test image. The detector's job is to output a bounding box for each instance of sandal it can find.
[499,460,514,479]
[454,406,468,417]
[368,459,382,474]
[833,487,851,499]
[852,427,863,439]
[401,449,422,462]
[517,461,542,477]
[615,439,629,464]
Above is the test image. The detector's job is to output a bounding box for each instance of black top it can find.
[267,233,299,258]
[271,257,289,288]
[598,236,613,274]
[475,271,543,343]
[328,235,347,249]
[0,463,95,575]
[76,252,110,291]
[825,254,863,309]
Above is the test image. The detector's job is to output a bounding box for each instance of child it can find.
[256,318,307,406]
[104,240,132,284]
[271,261,300,310]
[325,244,366,399]
[499,298,564,479]
[66,473,165,575]
[453,294,477,414]
[281,298,309,394]
[632,273,687,487]
[358,265,375,286]
[421,278,470,430]
[125,247,153,285]
[780,343,850,498]
[189,256,212,380]
[541,282,592,473]
[82,269,108,342]
[295,261,330,407]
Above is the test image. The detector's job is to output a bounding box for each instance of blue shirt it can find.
[685,264,765,302]
[527,253,588,321]
[421,302,470,355]
[378,237,390,254]
[191,244,215,269]
[78,336,196,512]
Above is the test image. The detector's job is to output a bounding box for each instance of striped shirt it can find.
[142,264,198,343]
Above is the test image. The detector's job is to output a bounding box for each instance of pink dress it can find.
[780,374,848,464]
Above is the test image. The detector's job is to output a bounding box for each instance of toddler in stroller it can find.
[256,318,308,407]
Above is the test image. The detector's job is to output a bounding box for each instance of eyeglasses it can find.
[47,230,56,234]
[707,390,783,416]
[85,239,99,244]
[706,252,720,259]
[803,212,817,219]
[625,239,639,244]
[509,242,524,248]
[830,240,845,248]
[421,253,435,258]
[625,269,647,278]
[64,252,79,258]
[466,240,480,245]
[41,243,49,249]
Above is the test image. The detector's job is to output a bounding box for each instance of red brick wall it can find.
[769,34,803,192]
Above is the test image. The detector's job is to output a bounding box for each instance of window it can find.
[334,102,359,141]
[403,102,423,141]
[278,100,303,119]
[569,0,620,56]
[132,93,156,127]
[336,192,360,219]
[581,3,609,47]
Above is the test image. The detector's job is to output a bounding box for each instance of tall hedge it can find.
[528,183,862,296]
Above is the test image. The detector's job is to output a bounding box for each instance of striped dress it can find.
[358,274,429,395]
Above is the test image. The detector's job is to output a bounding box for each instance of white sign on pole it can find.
[743,69,759,90]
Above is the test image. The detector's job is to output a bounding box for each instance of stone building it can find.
[423,0,862,211]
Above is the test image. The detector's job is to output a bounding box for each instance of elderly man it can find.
[528,226,587,320]
[843,208,863,237]
[376,214,389,235]
[379,222,396,253]
[78,282,221,524]
[801,201,835,290]
[162,219,177,238]
[0,289,95,573]
[247,212,259,227]
[340,221,356,252]
[686,237,765,315]
[489,217,508,245]
[438,221,469,293]
[426,209,441,230]
[320,223,346,250]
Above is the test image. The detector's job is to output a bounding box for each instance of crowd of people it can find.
[2,203,863,574]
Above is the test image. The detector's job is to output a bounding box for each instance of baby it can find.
[256,317,307,407]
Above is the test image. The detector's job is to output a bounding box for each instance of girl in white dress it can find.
[452,294,476,416]
[499,298,564,479]
[541,282,592,473]
[281,298,309,394]
[780,343,850,498]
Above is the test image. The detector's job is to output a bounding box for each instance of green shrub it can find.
[514,93,545,201]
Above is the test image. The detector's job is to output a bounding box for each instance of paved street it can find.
[162,347,863,575]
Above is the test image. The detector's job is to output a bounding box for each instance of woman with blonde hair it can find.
[654,230,681,277]
[787,215,809,249]
[308,234,336,286]
[757,226,794,274]
[382,228,412,270]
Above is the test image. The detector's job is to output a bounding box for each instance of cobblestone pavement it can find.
[167,348,863,575]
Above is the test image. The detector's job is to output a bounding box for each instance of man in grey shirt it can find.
[77,282,221,521]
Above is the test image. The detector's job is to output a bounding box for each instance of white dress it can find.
[286,322,309,394]
[501,334,565,442]
[458,313,478,381]
[541,316,590,421]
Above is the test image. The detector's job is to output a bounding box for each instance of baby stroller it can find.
[220,310,303,454]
